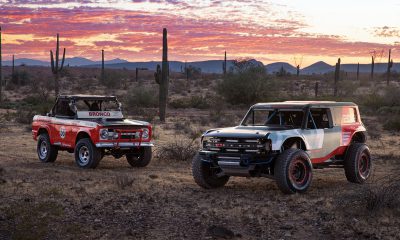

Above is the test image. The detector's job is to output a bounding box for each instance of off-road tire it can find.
[192,154,229,189]
[74,138,102,169]
[344,143,371,183]
[126,147,152,167]
[274,148,313,194]
[37,133,58,163]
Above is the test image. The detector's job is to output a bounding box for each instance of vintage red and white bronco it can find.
[32,95,153,169]
[193,101,371,194]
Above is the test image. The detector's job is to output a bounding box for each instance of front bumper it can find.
[95,142,154,148]
[199,150,276,176]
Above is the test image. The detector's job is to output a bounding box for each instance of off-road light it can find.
[141,128,149,139]
[100,129,109,140]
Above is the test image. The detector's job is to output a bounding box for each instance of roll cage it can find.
[48,95,122,119]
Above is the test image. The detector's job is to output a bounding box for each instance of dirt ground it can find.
[0,115,399,240]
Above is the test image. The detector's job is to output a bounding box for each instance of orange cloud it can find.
[0,4,397,65]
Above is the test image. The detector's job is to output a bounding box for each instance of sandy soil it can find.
[0,117,399,240]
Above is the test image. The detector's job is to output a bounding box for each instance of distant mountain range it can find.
[2,57,399,74]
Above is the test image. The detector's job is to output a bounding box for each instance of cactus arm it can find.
[60,48,66,71]
[50,50,55,73]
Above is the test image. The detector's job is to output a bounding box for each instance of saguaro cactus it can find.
[315,81,319,97]
[101,49,105,81]
[185,61,190,92]
[50,33,66,97]
[296,65,300,77]
[356,63,360,81]
[154,28,169,122]
[0,26,2,103]
[222,51,227,74]
[387,49,393,86]
[334,58,341,96]
[370,55,375,81]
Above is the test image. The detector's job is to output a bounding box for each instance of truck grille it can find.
[204,138,264,153]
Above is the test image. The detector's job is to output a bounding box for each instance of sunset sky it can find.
[0,0,399,66]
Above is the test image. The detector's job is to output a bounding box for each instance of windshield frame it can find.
[240,107,306,128]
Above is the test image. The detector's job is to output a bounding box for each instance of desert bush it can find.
[172,121,202,139]
[338,174,400,216]
[169,95,210,109]
[170,79,187,94]
[383,115,400,131]
[101,70,125,89]
[124,86,158,110]
[360,87,400,110]
[156,138,197,161]
[10,70,31,86]
[217,59,274,105]
[13,95,54,124]
[365,175,400,212]
[115,175,134,190]
[337,81,359,97]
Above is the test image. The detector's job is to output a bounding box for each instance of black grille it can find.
[205,137,264,154]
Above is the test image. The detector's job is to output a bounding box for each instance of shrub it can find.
[156,138,197,162]
[124,86,158,110]
[360,87,400,110]
[13,95,55,124]
[365,175,400,212]
[217,59,274,105]
[115,175,134,190]
[383,115,400,131]
[101,70,125,89]
[169,95,210,109]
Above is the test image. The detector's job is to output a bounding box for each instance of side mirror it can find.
[46,112,51,117]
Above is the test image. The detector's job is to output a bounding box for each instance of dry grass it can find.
[156,138,198,162]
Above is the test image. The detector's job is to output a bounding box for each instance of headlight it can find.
[100,129,109,140]
[141,128,149,139]
[201,136,212,148]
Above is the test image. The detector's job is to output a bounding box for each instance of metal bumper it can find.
[95,142,154,148]
[199,150,275,177]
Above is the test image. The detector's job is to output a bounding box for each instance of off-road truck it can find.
[32,95,153,169]
[192,101,371,194]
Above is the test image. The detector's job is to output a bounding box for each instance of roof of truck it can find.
[253,101,357,109]
[57,95,118,101]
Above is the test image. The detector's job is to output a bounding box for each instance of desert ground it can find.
[1,65,400,239]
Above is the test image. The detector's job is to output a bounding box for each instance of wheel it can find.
[126,147,152,167]
[192,153,229,189]
[74,138,102,169]
[344,143,371,183]
[37,133,58,163]
[274,148,313,194]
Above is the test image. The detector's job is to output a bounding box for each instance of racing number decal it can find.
[60,126,66,139]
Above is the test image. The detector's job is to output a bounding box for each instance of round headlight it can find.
[141,128,149,139]
[100,129,109,140]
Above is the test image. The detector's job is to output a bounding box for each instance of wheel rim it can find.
[79,146,90,165]
[289,158,310,189]
[358,152,370,179]
[39,141,48,159]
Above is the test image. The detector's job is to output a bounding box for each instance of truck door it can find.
[302,108,341,160]
[52,99,76,148]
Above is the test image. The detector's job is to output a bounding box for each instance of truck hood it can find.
[95,119,150,127]
[203,126,276,138]
[204,126,289,139]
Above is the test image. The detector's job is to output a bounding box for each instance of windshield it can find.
[242,109,304,128]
